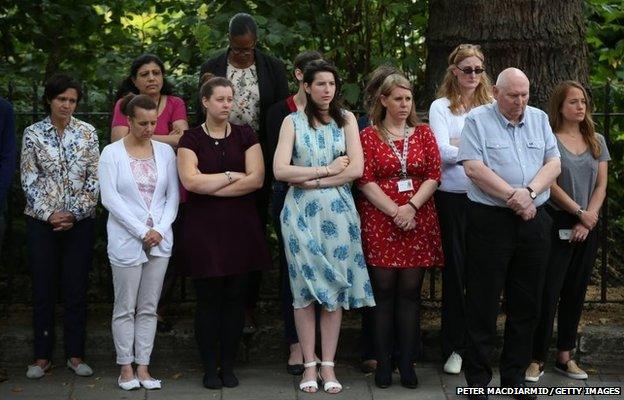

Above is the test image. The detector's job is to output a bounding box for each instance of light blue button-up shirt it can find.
[457,102,560,207]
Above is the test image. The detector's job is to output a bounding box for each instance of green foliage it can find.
[0,0,428,112]
[585,0,624,85]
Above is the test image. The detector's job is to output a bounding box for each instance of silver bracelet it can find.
[224,171,232,183]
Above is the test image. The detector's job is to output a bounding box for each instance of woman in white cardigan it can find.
[99,94,179,390]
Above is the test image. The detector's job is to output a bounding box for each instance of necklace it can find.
[203,122,229,145]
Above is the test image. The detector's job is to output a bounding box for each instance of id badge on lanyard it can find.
[387,128,414,193]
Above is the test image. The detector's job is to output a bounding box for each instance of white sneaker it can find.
[443,352,462,374]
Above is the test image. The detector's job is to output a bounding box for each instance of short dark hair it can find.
[43,74,83,114]
[119,93,157,118]
[293,51,324,72]
[114,53,173,101]
[228,13,258,38]
[303,60,345,128]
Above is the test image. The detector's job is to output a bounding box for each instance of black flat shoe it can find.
[374,363,392,388]
[399,364,418,389]
[203,372,222,390]
[286,363,304,375]
[220,370,239,388]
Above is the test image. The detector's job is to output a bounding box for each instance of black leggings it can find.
[194,273,250,376]
[369,267,425,372]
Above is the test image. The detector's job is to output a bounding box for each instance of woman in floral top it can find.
[20,74,100,380]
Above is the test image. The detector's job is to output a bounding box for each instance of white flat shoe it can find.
[443,352,462,374]
[299,361,319,393]
[66,360,93,377]
[139,378,162,390]
[118,375,140,391]
[319,361,343,394]
[26,362,51,379]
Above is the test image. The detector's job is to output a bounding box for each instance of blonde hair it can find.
[370,74,420,142]
[436,44,493,115]
[548,81,601,159]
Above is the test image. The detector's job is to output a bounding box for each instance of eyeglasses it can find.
[230,46,255,55]
[456,66,485,75]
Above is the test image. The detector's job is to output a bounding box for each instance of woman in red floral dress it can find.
[356,73,443,389]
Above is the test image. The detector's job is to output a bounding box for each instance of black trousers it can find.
[435,191,468,359]
[26,216,95,360]
[463,202,551,387]
[194,273,250,373]
[532,206,599,361]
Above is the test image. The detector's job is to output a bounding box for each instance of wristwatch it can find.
[576,208,585,217]
[526,186,537,200]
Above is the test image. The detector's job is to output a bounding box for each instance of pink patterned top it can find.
[129,156,157,227]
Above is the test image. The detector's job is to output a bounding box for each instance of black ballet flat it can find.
[374,364,392,388]
[399,366,418,389]
[203,372,222,390]
[220,370,239,388]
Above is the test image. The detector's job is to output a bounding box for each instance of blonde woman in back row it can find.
[428,43,493,375]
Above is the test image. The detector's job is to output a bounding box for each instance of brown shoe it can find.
[555,360,588,380]
[525,362,543,382]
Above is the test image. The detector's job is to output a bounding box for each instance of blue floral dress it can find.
[281,111,375,311]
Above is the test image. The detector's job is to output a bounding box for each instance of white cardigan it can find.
[98,139,179,267]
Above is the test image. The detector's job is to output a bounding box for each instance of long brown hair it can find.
[303,60,345,128]
[436,44,493,115]
[548,81,601,159]
[370,74,420,142]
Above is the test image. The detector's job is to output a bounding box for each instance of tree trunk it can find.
[424,0,589,110]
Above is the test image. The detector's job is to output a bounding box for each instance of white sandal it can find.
[319,361,343,394]
[299,361,319,393]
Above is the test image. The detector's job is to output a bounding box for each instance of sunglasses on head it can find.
[457,66,485,75]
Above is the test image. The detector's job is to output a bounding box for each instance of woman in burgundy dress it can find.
[177,74,271,390]
[356,73,443,389]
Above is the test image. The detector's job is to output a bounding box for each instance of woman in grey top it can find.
[527,81,610,383]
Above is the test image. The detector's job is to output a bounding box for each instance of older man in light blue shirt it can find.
[457,68,560,400]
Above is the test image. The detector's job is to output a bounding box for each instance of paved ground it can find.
[0,361,622,400]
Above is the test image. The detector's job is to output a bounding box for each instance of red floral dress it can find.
[356,125,444,268]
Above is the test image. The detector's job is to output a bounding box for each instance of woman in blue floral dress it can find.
[273,60,375,394]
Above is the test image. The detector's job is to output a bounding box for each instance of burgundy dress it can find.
[178,124,271,279]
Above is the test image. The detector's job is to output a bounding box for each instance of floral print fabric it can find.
[280,111,375,311]
[20,116,100,222]
[129,156,157,227]
[227,63,260,131]
[356,125,444,268]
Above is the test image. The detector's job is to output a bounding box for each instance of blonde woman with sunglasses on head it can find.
[428,44,493,375]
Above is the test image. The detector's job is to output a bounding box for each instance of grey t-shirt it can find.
[548,134,610,210]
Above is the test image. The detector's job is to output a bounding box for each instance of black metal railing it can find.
[1,81,622,305]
